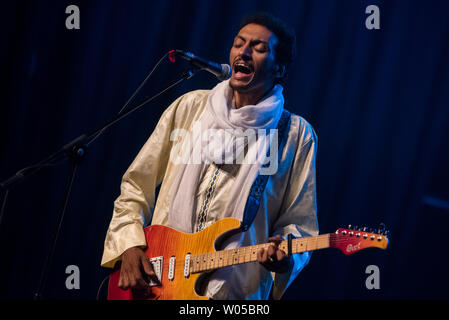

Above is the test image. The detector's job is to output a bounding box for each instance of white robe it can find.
[101,89,319,300]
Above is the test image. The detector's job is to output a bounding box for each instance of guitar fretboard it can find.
[190,234,330,273]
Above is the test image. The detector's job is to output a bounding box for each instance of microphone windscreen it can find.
[219,64,232,81]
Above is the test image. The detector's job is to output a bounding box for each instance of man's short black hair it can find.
[240,12,297,85]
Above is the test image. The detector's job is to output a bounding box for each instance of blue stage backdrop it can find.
[1,0,448,299]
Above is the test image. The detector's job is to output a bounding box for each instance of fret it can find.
[198,254,202,272]
[307,237,316,251]
[198,254,203,272]
[208,252,212,269]
[207,251,212,270]
[250,245,258,261]
[232,249,239,265]
[217,251,223,269]
[201,253,207,270]
[214,251,219,268]
[190,255,195,273]
[210,251,215,269]
[226,249,232,267]
[279,242,287,253]
[203,252,208,270]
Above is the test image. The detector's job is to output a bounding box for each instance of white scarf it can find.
[168,80,284,233]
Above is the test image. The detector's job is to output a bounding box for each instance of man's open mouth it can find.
[233,61,254,81]
[234,63,253,74]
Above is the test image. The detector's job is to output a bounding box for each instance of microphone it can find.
[169,50,232,81]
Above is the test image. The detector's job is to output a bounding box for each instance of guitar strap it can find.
[241,109,291,231]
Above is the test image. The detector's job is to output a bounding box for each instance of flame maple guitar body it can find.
[108,217,241,300]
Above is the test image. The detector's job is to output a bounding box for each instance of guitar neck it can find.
[190,234,331,274]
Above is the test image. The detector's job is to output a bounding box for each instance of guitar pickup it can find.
[148,256,163,286]
[168,256,176,281]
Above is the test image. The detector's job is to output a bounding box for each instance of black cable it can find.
[0,189,9,229]
[96,274,110,300]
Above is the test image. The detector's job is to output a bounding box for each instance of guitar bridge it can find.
[148,256,163,286]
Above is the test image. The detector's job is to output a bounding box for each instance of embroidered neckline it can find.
[196,166,221,231]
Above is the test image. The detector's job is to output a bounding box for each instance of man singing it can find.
[101,12,318,300]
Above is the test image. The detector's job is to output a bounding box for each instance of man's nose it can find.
[239,44,252,59]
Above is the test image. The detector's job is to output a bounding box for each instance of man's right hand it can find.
[118,246,159,290]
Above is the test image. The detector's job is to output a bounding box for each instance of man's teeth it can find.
[235,63,252,74]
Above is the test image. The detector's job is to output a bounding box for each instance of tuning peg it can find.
[354,225,359,231]
[348,224,352,230]
[362,226,368,232]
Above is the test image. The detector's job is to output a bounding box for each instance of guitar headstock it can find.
[330,224,389,255]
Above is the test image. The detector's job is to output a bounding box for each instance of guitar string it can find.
[153,235,383,268]
[151,234,383,272]
[149,235,385,275]
[146,233,386,272]
[151,235,386,265]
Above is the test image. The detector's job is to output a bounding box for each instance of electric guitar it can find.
[107,217,389,300]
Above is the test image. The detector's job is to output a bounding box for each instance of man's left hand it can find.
[257,235,292,273]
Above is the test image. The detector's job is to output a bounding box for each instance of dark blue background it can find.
[1,0,448,300]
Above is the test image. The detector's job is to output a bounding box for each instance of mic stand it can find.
[34,145,84,300]
[0,66,199,300]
